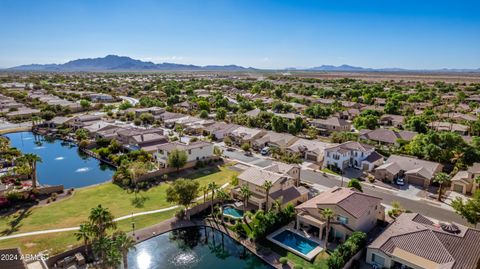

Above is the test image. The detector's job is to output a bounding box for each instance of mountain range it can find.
[5,55,480,72]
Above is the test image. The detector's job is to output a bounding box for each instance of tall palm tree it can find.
[23,153,42,190]
[89,204,117,238]
[321,208,334,250]
[75,222,93,258]
[262,180,273,211]
[433,172,451,201]
[208,182,219,217]
[216,189,229,222]
[240,185,252,214]
[201,185,209,204]
[114,231,136,269]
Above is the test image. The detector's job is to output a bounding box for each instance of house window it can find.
[337,216,348,225]
[188,149,192,154]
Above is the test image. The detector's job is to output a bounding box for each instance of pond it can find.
[127,226,273,269]
[3,131,115,188]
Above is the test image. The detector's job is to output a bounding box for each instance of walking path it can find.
[0,183,229,241]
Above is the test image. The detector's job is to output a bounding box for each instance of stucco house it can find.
[154,141,214,168]
[295,187,384,243]
[252,131,299,150]
[231,162,307,210]
[228,126,266,146]
[374,155,443,188]
[311,116,351,135]
[286,139,337,163]
[450,163,480,194]
[323,141,383,172]
[366,213,480,269]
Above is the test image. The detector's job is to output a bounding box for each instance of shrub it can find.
[46,198,51,204]
[279,257,288,265]
[51,193,58,201]
[294,264,303,269]
[6,191,23,203]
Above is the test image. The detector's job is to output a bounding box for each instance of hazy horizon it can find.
[1,0,479,69]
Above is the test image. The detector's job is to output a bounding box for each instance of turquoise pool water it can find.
[223,206,243,218]
[272,230,319,255]
[127,226,272,269]
[3,132,115,188]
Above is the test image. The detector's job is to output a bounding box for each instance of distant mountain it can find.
[6,55,479,72]
[8,55,256,71]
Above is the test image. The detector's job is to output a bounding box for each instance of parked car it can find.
[260,147,270,155]
[244,151,253,156]
[396,178,405,186]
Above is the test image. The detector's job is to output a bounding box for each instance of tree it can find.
[223,136,233,146]
[80,99,91,109]
[75,128,89,141]
[167,149,188,172]
[166,179,200,219]
[139,112,154,125]
[113,231,136,269]
[263,180,273,211]
[452,190,480,227]
[213,146,223,157]
[208,182,219,217]
[433,172,451,201]
[75,222,93,258]
[322,208,334,249]
[241,143,251,152]
[347,179,363,192]
[216,107,227,120]
[240,184,252,214]
[406,116,428,133]
[88,204,117,264]
[199,110,209,119]
[24,153,42,190]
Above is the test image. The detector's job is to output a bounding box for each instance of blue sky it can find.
[0,0,479,69]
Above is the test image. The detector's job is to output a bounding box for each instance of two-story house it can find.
[311,116,351,135]
[450,162,480,194]
[323,141,383,172]
[154,141,214,168]
[295,187,384,243]
[231,162,308,210]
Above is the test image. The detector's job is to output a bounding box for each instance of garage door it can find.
[453,184,464,193]
[407,175,425,187]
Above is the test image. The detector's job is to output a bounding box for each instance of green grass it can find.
[0,165,238,236]
[320,168,339,175]
[0,209,178,255]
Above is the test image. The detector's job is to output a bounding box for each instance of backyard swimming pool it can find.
[268,228,323,260]
[222,205,244,219]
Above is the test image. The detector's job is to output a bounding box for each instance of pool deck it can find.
[267,226,324,261]
[129,216,293,269]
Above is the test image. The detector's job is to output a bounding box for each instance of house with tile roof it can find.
[154,141,214,168]
[450,163,480,194]
[323,141,383,172]
[286,139,337,163]
[295,187,384,243]
[231,162,307,210]
[252,131,299,150]
[311,116,351,135]
[374,155,443,188]
[359,129,417,146]
[366,213,480,269]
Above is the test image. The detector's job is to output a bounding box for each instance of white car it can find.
[396,178,405,186]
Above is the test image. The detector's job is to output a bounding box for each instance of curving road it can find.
[119,96,139,106]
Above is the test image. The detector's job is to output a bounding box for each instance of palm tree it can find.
[75,222,92,258]
[321,208,334,250]
[114,231,136,269]
[433,172,451,201]
[240,185,252,214]
[201,185,209,204]
[89,204,117,238]
[216,189,229,222]
[208,182,219,217]
[23,153,42,190]
[262,180,273,211]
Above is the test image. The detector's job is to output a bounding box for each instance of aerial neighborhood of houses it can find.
[1,72,480,269]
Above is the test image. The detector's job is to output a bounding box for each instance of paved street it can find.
[300,170,468,225]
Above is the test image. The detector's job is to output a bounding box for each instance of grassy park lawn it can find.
[0,208,178,255]
[0,164,238,236]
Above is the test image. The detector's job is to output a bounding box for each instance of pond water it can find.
[127,226,272,269]
[3,131,115,188]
